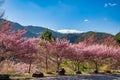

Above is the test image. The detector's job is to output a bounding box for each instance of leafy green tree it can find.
[115,32,120,44]
[40,29,52,41]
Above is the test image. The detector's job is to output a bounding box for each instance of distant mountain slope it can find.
[0,19,114,43]
[0,19,62,38]
[77,31,114,43]
[59,31,113,43]
[10,22,38,37]
[25,25,62,38]
[0,19,37,37]
[59,33,80,43]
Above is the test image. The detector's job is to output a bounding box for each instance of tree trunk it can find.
[0,62,2,72]
[56,55,60,71]
[57,62,60,71]
[77,61,80,71]
[45,53,48,73]
[95,62,98,71]
[28,60,32,73]
[94,61,98,73]
[76,61,81,74]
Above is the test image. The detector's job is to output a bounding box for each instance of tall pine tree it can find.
[40,29,52,41]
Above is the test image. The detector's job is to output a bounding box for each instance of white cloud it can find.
[104,3,117,8]
[108,3,117,6]
[84,19,89,22]
[57,29,83,33]
[104,3,108,7]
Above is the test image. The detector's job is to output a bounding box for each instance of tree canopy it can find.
[115,32,120,44]
[40,29,52,41]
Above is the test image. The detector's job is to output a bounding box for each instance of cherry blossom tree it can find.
[84,44,118,73]
[2,29,27,61]
[100,35,119,47]
[4,36,39,73]
[81,33,97,45]
[0,20,28,73]
[50,39,70,71]
[110,47,120,70]
[0,20,39,73]
[17,38,39,73]
[67,42,87,73]
[0,20,14,62]
[39,29,55,73]
[38,39,52,72]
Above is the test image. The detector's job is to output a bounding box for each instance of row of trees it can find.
[40,39,120,73]
[38,28,120,73]
[0,20,120,74]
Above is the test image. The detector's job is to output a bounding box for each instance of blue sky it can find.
[2,0,120,35]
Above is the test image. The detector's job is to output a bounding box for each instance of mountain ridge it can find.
[0,19,115,43]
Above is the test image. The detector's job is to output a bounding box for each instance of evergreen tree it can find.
[40,29,52,41]
[115,32,120,44]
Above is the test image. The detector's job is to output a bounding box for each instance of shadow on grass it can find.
[32,74,120,80]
